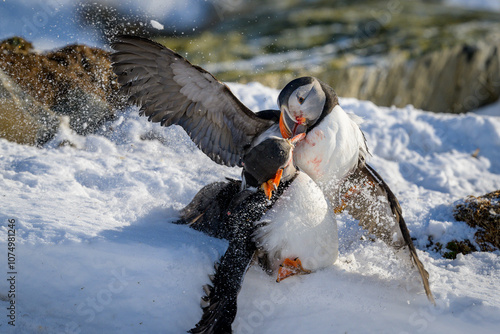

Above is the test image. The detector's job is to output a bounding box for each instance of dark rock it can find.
[0,69,59,145]
[51,86,114,136]
[454,190,500,252]
[442,240,477,259]
[462,44,477,63]
[0,37,126,144]
[0,37,33,54]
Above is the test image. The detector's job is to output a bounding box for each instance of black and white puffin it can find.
[111,36,434,303]
[187,135,338,334]
[276,77,434,304]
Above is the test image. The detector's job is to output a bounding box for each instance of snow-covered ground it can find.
[1,81,499,333]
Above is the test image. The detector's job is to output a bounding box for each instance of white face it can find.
[285,80,326,126]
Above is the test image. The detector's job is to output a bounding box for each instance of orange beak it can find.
[290,132,306,145]
[279,112,292,139]
[296,116,306,125]
[261,168,283,200]
[280,111,307,139]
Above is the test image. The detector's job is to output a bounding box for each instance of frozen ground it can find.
[0,82,499,333]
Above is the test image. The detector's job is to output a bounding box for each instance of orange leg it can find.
[276,257,311,282]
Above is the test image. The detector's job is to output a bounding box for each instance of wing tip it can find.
[360,163,436,304]
[409,247,436,305]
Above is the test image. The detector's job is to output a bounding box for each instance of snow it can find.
[150,20,164,31]
[1,81,500,333]
[475,99,500,117]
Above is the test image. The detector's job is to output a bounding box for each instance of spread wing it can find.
[189,238,255,334]
[189,189,258,333]
[111,35,274,167]
[338,161,435,304]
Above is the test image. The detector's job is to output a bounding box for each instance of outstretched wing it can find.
[337,161,435,304]
[189,190,258,333]
[189,238,255,334]
[111,35,274,167]
[188,181,297,332]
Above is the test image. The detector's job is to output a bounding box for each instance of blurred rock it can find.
[154,0,500,113]
[0,36,34,54]
[51,87,115,135]
[334,39,500,113]
[0,69,59,145]
[454,190,500,252]
[0,37,125,144]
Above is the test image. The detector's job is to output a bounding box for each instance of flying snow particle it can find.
[150,20,164,30]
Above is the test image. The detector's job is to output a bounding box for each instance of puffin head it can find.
[242,133,305,199]
[278,76,338,139]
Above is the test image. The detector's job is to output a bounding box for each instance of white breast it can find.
[294,105,365,189]
[253,172,339,272]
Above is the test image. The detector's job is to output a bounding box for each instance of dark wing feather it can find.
[189,241,255,334]
[111,35,274,167]
[189,190,258,334]
[339,161,435,304]
[364,164,435,304]
[174,179,241,240]
[184,178,300,332]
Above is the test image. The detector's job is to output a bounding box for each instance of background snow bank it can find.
[0,82,499,333]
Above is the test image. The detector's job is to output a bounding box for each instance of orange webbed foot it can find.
[276,257,311,282]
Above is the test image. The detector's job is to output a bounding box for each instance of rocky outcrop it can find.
[152,0,500,113]
[454,190,500,252]
[332,39,500,113]
[0,69,59,145]
[214,40,500,113]
[0,37,125,145]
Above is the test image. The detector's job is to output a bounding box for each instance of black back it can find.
[255,109,281,122]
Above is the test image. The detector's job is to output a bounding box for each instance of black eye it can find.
[298,96,305,104]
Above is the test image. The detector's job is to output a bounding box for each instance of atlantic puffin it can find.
[276,77,434,303]
[187,135,338,333]
[111,36,434,303]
